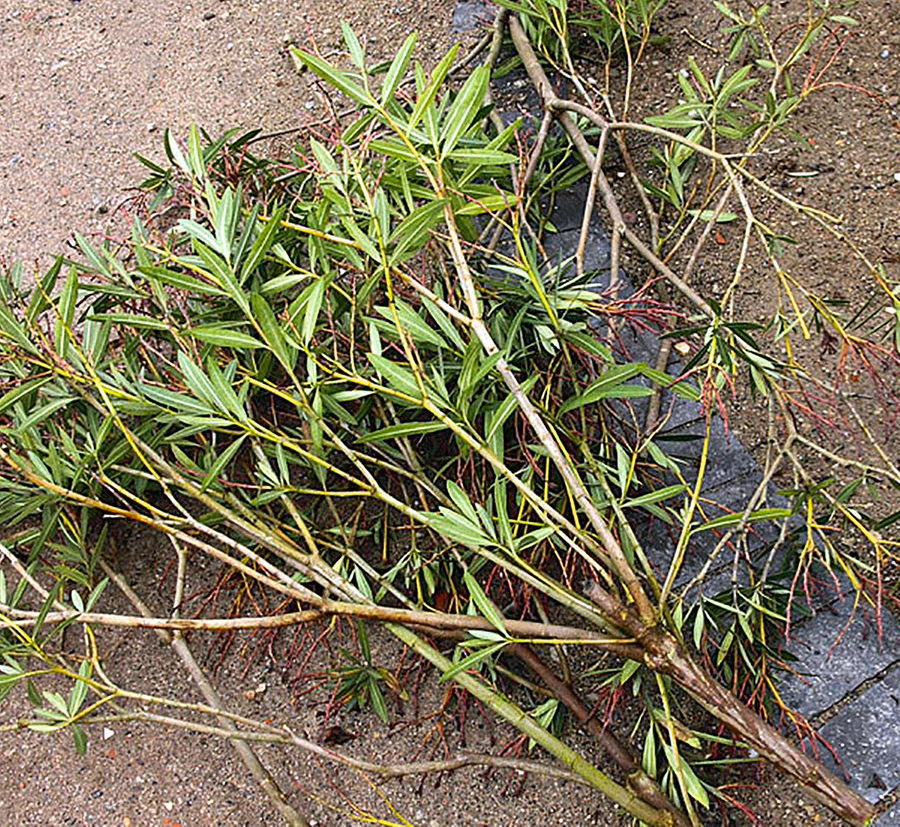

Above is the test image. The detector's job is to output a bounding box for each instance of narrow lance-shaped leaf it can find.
[380,32,416,105]
[291,48,373,107]
[373,299,447,349]
[341,21,366,70]
[368,353,422,399]
[440,65,490,159]
[187,325,265,350]
[200,435,247,493]
[239,206,285,284]
[164,128,191,176]
[693,507,792,533]
[250,292,297,373]
[388,199,447,265]
[408,44,458,131]
[356,420,446,444]
[25,256,63,325]
[463,570,508,636]
[187,124,207,180]
[438,639,506,683]
[52,267,79,356]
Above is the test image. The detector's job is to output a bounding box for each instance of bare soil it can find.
[1,0,897,825]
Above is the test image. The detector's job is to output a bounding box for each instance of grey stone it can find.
[450,0,492,32]
[874,800,900,826]
[778,606,900,718]
[875,800,900,826]
[815,665,900,802]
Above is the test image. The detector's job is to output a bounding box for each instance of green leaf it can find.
[179,218,225,257]
[298,278,327,346]
[368,138,421,164]
[388,199,447,264]
[187,125,207,180]
[43,690,69,716]
[71,724,88,756]
[639,367,701,401]
[357,420,446,443]
[341,21,366,69]
[687,209,739,223]
[622,484,686,508]
[368,353,422,398]
[380,32,416,104]
[187,325,265,349]
[239,206,285,283]
[26,256,63,325]
[455,193,515,215]
[341,217,381,260]
[165,129,191,176]
[192,242,252,317]
[87,313,169,331]
[137,383,215,416]
[448,148,518,166]
[408,45,458,131]
[438,639,506,683]
[250,293,295,371]
[664,742,710,807]
[206,359,246,421]
[421,290,466,351]
[67,660,90,715]
[177,351,220,408]
[291,47,373,107]
[485,376,538,444]
[138,265,225,297]
[559,364,652,413]
[53,267,79,353]
[447,480,480,526]
[374,300,447,349]
[693,606,706,649]
[514,527,555,552]
[0,377,51,415]
[429,509,491,547]
[260,272,312,295]
[200,435,247,493]
[14,398,78,436]
[440,65,489,158]
[642,724,657,776]
[70,590,84,613]
[463,570,508,636]
[309,138,341,177]
[693,507,791,533]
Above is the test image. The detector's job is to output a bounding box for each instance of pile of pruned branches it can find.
[1,2,896,824]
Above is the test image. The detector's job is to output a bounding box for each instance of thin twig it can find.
[98,555,308,827]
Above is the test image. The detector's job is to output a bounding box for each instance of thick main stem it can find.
[585,584,874,826]
[510,643,690,826]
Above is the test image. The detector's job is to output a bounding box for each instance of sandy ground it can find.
[0,0,458,272]
[1,0,898,824]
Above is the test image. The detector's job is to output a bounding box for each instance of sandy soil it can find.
[1,0,898,825]
[0,0,459,271]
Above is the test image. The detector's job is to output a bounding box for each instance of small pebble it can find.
[880,48,890,58]
[893,172,900,184]
[203,11,215,20]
